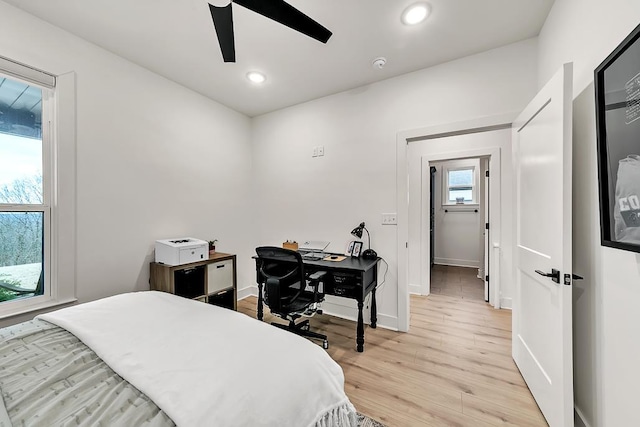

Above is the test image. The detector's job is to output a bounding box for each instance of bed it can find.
[0,291,357,426]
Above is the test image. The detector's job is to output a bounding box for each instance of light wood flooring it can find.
[237,294,547,427]
[430,265,485,301]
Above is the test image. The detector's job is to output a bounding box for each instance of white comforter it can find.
[38,291,356,427]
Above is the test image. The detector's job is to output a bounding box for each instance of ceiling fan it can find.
[208,0,332,63]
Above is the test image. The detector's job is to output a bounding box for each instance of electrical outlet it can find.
[318,146,325,156]
[312,147,318,157]
[381,213,397,225]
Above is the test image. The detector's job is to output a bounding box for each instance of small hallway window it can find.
[441,159,479,205]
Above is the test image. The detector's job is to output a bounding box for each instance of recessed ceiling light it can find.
[401,2,430,25]
[246,71,266,84]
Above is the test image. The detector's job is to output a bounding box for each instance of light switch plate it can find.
[312,147,318,157]
[382,213,397,225]
[318,146,325,156]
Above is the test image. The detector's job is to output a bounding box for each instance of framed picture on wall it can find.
[595,21,640,253]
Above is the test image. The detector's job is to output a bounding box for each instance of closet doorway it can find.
[413,141,504,311]
[428,157,489,302]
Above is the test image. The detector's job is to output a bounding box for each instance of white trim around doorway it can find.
[396,112,518,332]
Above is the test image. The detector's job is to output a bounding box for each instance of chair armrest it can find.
[308,271,326,281]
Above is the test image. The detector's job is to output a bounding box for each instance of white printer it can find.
[155,237,208,266]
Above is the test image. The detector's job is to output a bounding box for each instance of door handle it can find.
[535,268,560,284]
[563,273,584,286]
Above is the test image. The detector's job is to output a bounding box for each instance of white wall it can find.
[538,1,640,426]
[251,39,538,328]
[0,2,254,326]
[431,158,482,269]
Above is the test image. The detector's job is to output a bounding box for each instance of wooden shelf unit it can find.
[150,252,237,310]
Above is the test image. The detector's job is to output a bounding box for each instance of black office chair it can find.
[255,246,329,349]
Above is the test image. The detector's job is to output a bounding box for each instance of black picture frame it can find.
[595,22,640,253]
[351,241,363,258]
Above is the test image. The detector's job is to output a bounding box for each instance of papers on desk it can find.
[322,255,346,262]
[301,252,326,261]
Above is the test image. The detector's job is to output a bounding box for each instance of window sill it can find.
[0,297,77,321]
[442,203,479,208]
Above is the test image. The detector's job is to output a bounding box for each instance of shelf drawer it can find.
[174,266,205,299]
[207,260,233,294]
[207,289,235,310]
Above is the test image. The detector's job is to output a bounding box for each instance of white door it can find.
[512,63,573,427]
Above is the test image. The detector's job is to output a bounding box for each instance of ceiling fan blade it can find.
[234,0,332,44]
[209,3,236,63]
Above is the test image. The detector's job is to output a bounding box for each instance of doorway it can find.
[396,113,516,332]
[429,156,489,302]
[415,142,505,309]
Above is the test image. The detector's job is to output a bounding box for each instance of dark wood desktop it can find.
[253,254,380,352]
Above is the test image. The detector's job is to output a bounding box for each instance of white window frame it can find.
[0,57,76,319]
[441,159,480,206]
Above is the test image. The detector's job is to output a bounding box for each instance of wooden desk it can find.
[253,254,379,352]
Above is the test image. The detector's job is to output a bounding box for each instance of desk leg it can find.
[370,287,377,329]
[356,300,364,352]
[257,282,264,321]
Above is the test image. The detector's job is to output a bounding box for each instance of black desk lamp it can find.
[350,222,378,259]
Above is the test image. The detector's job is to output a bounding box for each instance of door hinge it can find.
[485,170,489,178]
[406,242,408,248]
[485,223,489,230]
[485,275,489,282]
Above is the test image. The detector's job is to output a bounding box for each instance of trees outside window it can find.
[0,75,49,303]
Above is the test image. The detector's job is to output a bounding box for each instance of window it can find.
[0,74,50,307]
[441,160,479,205]
[446,168,474,203]
[0,58,75,319]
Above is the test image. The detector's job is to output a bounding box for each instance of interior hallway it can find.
[430,265,486,301]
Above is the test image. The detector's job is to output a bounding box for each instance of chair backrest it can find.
[255,246,306,313]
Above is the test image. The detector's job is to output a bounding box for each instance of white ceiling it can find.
[4,0,555,117]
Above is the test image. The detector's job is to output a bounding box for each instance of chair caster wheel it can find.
[323,340,329,350]
[317,309,323,315]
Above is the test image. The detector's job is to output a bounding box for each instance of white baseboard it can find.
[237,288,397,329]
[321,306,398,331]
[500,297,512,309]
[434,258,480,268]
[574,405,592,427]
[409,283,421,295]
[237,285,257,300]
[375,313,399,331]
